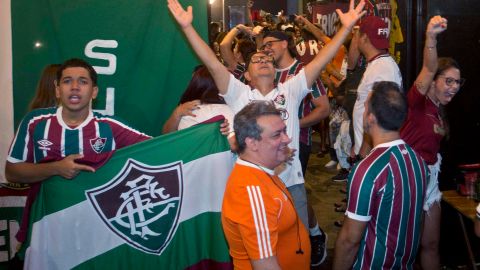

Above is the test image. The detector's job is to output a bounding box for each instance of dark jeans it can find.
[299,142,311,176]
[342,67,364,146]
[329,147,338,162]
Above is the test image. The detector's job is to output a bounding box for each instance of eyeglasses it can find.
[260,39,284,50]
[438,76,466,87]
[250,55,274,64]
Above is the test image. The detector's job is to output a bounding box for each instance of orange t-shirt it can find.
[221,161,310,270]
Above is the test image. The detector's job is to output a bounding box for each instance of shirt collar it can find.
[373,139,406,150]
[56,106,94,130]
[237,158,275,175]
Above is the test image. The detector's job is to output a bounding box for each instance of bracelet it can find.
[427,46,436,50]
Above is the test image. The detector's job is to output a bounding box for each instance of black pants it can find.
[299,142,311,176]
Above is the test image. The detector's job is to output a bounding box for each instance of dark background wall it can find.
[413,0,480,189]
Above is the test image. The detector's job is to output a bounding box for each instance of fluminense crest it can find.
[86,159,183,254]
[90,137,107,153]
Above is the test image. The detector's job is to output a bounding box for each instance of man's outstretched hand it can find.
[167,0,193,29]
[337,0,367,30]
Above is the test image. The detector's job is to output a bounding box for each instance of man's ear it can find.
[367,111,377,126]
[92,86,99,100]
[55,80,60,98]
[244,71,252,82]
[245,137,258,151]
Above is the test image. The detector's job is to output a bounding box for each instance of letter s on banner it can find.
[84,40,118,75]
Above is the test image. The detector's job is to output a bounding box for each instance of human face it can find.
[261,36,287,62]
[247,52,275,79]
[255,115,292,169]
[353,29,366,54]
[433,67,462,105]
[55,67,98,117]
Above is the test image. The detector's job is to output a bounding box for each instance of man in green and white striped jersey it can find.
[334,81,428,270]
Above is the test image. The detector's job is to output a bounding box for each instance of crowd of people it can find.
[4,0,471,269]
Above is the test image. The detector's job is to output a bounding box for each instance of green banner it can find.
[12,0,207,136]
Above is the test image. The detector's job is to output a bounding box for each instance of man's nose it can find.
[71,80,79,89]
[282,132,292,144]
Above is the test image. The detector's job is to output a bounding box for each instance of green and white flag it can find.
[2,0,208,182]
[0,186,28,267]
[23,121,234,270]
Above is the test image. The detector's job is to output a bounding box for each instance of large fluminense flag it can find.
[22,121,234,270]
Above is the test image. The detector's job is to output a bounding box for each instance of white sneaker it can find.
[325,160,338,169]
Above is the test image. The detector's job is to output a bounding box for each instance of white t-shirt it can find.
[352,55,402,154]
[222,70,310,187]
[178,103,234,131]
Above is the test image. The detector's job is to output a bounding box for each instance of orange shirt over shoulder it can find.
[221,159,310,270]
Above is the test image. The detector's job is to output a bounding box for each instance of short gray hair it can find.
[234,101,282,154]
